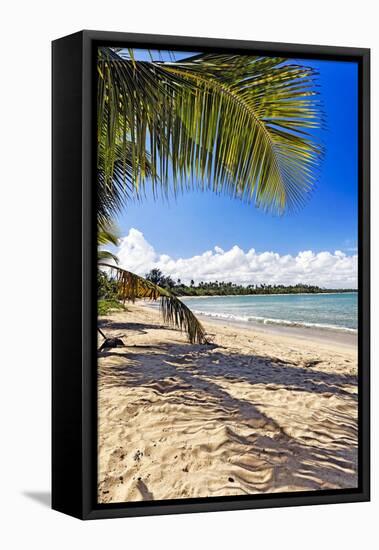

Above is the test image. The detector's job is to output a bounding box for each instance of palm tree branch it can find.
[98,250,119,264]
[98,264,207,344]
[161,55,323,211]
[97,49,323,214]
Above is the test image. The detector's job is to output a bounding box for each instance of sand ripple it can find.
[98,304,358,503]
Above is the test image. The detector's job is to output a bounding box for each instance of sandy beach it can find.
[98,302,358,504]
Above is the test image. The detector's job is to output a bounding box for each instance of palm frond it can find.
[97,49,323,214]
[97,47,189,196]
[98,264,207,344]
[98,221,120,264]
[97,137,155,224]
[98,220,119,246]
[97,250,119,264]
[163,54,324,212]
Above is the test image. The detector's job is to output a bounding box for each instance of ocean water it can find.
[181,292,358,333]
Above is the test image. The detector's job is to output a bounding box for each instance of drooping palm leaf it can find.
[97,48,189,197]
[98,263,207,344]
[97,49,323,215]
[98,221,119,246]
[98,249,119,264]
[98,221,120,264]
[162,54,323,212]
[97,137,155,224]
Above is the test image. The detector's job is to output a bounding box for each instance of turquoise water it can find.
[181,292,358,333]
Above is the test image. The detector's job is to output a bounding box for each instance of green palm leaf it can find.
[97,249,119,264]
[97,49,323,215]
[98,263,207,344]
[98,221,120,264]
[97,136,155,224]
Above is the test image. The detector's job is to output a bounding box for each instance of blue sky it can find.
[108,50,358,287]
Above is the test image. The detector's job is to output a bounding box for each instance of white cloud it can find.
[115,228,358,289]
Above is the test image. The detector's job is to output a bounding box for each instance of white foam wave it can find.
[191,309,357,334]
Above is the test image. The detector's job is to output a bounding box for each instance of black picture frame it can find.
[52,30,370,520]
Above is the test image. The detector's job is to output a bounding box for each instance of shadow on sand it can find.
[99,336,358,492]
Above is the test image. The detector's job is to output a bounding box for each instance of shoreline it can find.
[98,303,358,503]
[195,312,357,349]
[141,301,357,348]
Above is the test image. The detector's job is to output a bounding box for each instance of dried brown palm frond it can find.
[98,264,207,344]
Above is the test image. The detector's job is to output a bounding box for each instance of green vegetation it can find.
[98,299,125,316]
[98,270,119,300]
[145,269,356,296]
[98,50,322,219]
[97,271,125,315]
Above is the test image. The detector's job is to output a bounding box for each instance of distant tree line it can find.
[144,268,356,296]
